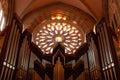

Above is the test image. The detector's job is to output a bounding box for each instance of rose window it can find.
[35,22,82,54]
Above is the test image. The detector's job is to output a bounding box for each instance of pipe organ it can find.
[96,19,120,80]
[15,30,32,80]
[0,0,120,79]
[86,32,102,80]
[0,15,22,80]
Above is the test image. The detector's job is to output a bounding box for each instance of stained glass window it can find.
[0,3,5,31]
[34,22,82,54]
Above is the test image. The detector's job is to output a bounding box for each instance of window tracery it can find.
[34,22,82,54]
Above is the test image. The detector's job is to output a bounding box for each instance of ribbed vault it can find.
[21,2,96,54]
[14,1,103,54]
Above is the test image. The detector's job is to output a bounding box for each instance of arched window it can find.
[34,22,83,54]
[0,3,5,32]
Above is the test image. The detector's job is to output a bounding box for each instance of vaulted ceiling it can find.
[14,0,104,54]
[15,0,103,20]
[15,0,104,33]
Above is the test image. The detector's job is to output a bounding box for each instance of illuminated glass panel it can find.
[0,4,5,31]
[0,10,3,21]
[34,22,82,54]
[55,36,63,42]
[1,17,5,31]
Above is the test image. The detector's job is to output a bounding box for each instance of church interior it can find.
[0,0,120,80]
